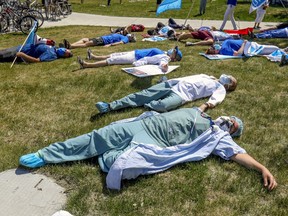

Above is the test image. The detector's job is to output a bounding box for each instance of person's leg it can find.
[82,60,108,68]
[177,32,193,41]
[22,121,146,166]
[108,82,174,111]
[0,46,19,62]
[144,91,183,112]
[229,6,237,30]
[219,5,231,30]
[70,38,94,48]
[256,28,288,39]
[90,53,110,61]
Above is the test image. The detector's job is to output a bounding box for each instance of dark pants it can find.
[0,46,22,62]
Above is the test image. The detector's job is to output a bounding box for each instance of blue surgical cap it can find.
[230,116,244,137]
[167,46,183,61]
[56,48,67,57]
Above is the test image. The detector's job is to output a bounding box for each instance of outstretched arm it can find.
[231,153,277,191]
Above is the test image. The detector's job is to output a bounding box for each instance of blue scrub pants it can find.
[256,28,288,39]
[40,121,156,165]
[109,82,183,112]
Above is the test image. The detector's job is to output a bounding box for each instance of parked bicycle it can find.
[0,0,39,34]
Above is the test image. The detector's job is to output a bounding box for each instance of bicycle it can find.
[0,1,38,34]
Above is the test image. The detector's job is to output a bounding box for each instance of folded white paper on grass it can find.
[122,65,179,77]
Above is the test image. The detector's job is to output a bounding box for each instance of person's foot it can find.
[77,56,84,69]
[186,24,194,31]
[280,54,288,66]
[248,30,255,39]
[185,42,194,47]
[95,102,110,113]
[110,27,114,33]
[63,39,71,49]
[19,153,46,168]
[283,47,288,53]
[87,48,92,60]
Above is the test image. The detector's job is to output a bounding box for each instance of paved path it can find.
[42,12,279,29]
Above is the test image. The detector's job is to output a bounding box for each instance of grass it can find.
[70,0,287,22]
[1,7,288,216]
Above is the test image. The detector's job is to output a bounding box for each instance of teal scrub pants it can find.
[40,120,156,165]
[109,82,183,112]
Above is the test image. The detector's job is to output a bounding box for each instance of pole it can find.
[183,0,195,26]
[10,22,37,69]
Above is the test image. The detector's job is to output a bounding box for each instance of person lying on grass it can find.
[62,33,136,49]
[77,46,182,72]
[94,73,237,113]
[19,106,277,190]
[0,37,72,63]
[205,39,288,59]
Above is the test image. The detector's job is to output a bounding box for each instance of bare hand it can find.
[262,168,277,191]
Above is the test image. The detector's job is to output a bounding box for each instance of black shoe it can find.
[63,39,71,49]
[77,56,84,69]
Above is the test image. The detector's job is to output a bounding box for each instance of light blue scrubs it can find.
[109,82,183,112]
[39,108,211,171]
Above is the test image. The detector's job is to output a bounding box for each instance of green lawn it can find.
[70,0,287,22]
[1,5,288,216]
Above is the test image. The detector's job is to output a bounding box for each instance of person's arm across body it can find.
[231,153,277,191]
[16,52,40,63]
[233,40,247,56]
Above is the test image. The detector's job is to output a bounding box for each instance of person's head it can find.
[127,34,136,43]
[56,48,73,58]
[167,46,183,62]
[218,74,237,91]
[205,43,221,55]
[214,116,244,137]
[147,29,157,36]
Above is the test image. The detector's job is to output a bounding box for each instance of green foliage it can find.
[1,25,288,216]
[70,0,287,22]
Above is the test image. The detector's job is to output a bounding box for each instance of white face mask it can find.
[219,74,232,86]
[214,116,233,132]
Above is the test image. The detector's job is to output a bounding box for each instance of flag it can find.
[249,0,266,13]
[25,21,38,46]
[10,21,38,68]
[156,0,182,16]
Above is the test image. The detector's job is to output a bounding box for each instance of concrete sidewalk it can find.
[42,12,279,30]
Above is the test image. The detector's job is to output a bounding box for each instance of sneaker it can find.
[280,54,288,66]
[77,56,84,69]
[87,48,92,60]
[95,102,110,113]
[185,42,194,47]
[19,152,46,168]
[63,39,71,49]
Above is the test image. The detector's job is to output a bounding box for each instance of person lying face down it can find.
[95,73,237,114]
[77,46,182,72]
[19,106,277,191]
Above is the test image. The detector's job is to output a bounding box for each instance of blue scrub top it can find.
[219,39,243,56]
[20,44,58,62]
[101,33,129,45]
[134,48,165,60]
